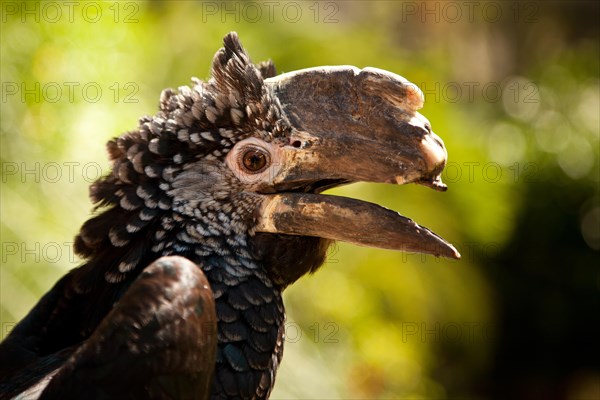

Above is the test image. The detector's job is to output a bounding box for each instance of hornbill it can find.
[0,32,460,399]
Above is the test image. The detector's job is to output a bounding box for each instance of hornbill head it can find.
[163,33,460,287]
[78,32,458,289]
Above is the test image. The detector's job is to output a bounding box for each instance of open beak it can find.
[255,66,460,259]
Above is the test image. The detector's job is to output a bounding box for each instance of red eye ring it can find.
[240,147,270,173]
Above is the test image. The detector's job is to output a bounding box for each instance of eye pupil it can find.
[242,149,268,172]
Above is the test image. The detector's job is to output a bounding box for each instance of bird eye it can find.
[241,147,269,173]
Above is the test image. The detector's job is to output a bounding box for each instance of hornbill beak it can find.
[255,66,460,259]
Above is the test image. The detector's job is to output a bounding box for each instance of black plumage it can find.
[0,32,459,399]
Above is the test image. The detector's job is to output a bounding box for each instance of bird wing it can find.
[1,256,217,400]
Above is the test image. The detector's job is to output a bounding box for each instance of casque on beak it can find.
[254,66,460,259]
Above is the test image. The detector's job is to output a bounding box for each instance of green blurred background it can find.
[1,1,598,399]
